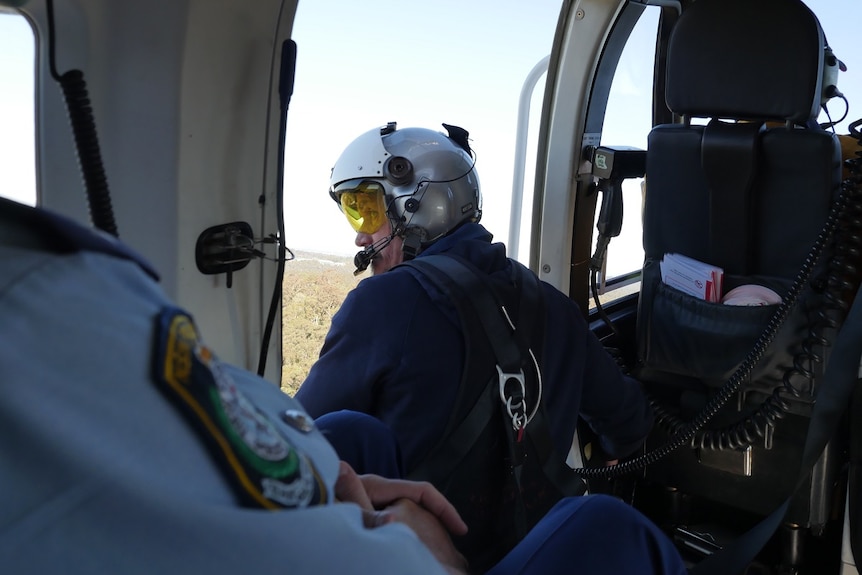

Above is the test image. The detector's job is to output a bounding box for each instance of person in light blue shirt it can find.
[0,196,466,574]
[0,195,685,575]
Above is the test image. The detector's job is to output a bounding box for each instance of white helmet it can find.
[329,122,482,256]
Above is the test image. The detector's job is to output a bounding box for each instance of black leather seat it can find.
[633,0,849,565]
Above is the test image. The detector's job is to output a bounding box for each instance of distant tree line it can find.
[281,264,360,395]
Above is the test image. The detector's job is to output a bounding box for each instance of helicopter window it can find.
[0,12,36,206]
[588,0,860,310]
[804,0,859,134]
[590,5,660,305]
[282,1,560,261]
[280,1,561,394]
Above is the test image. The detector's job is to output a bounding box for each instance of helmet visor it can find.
[337,181,388,234]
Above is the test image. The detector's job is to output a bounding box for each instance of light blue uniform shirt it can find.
[0,199,447,574]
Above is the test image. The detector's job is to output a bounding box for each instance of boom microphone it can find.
[353,233,395,275]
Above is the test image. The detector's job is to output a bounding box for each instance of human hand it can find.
[375,498,470,575]
[335,463,469,574]
[334,461,374,509]
[334,461,468,537]
[358,470,468,536]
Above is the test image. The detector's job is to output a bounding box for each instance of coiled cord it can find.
[576,131,862,479]
[47,0,118,237]
[677,182,860,451]
[689,130,862,451]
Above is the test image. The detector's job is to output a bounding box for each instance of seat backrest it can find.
[637,0,843,389]
[631,0,854,540]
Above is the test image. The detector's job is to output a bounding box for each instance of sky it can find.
[0,1,560,259]
[0,11,35,206]
[2,1,861,263]
[280,0,560,257]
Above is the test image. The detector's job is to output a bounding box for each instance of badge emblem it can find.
[154,307,326,508]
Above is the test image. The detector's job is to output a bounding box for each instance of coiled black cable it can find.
[575,132,862,479]
[688,130,862,451]
[46,0,118,237]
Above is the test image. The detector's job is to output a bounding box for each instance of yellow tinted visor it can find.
[338,182,388,234]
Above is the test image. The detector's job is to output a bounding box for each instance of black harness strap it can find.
[702,120,762,275]
[403,255,536,541]
[407,376,497,484]
[412,255,523,372]
[509,271,574,500]
[401,255,585,545]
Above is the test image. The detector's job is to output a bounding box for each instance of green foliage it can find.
[280,255,361,396]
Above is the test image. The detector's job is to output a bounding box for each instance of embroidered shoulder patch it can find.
[153,307,326,509]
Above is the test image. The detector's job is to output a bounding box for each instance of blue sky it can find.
[1,1,860,260]
[281,0,561,256]
[0,12,35,206]
[0,1,561,257]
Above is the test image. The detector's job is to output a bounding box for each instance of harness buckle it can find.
[498,365,527,432]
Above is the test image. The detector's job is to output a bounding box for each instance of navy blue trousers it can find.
[316,410,688,575]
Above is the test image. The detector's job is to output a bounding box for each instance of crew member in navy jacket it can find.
[297,123,659,571]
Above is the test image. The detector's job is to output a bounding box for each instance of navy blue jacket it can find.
[296,223,653,471]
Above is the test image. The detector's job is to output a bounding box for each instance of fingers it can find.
[407,483,468,537]
[336,463,468,537]
[384,500,470,573]
[334,461,373,510]
[359,474,468,536]
[361,509,395,529]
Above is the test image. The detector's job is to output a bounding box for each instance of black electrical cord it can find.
[687,126,862,450]
[589,234,621,339]
[46,0,118,237]
[820,94,850,131]
[256,39,296,377]
[657,177,862,452]
[575,134,862,479]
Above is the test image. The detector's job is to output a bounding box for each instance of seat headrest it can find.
[666,0,825,124]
